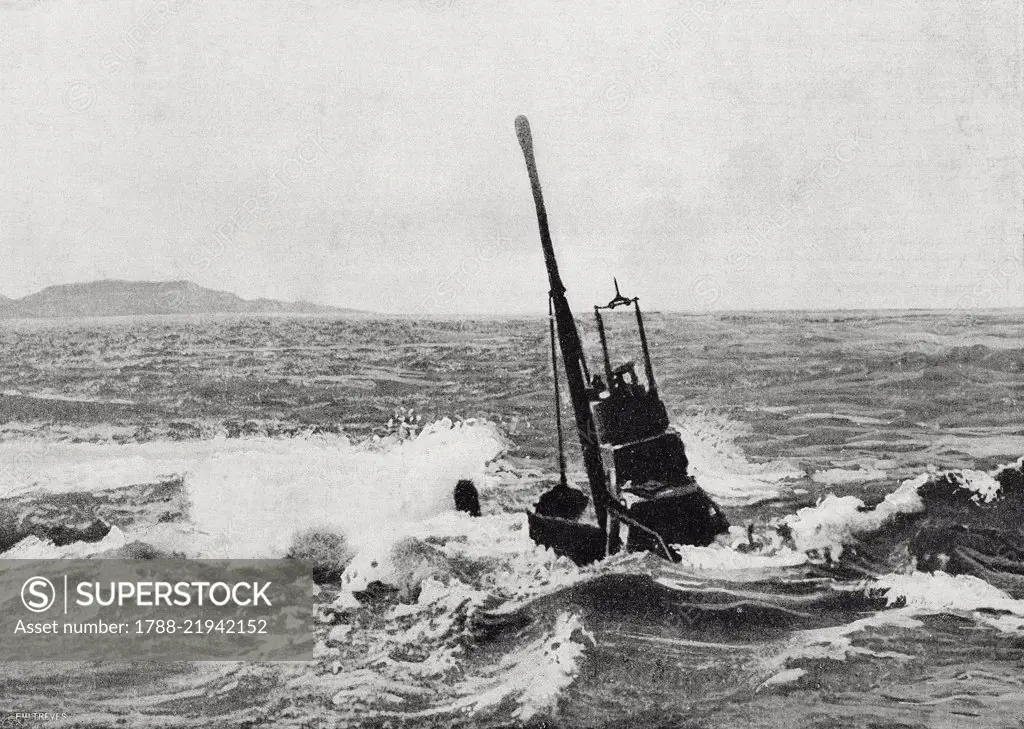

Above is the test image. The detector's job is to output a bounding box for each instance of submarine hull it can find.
[527,511,608,566]
[528,486,728,566]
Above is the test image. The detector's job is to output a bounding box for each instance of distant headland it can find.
[0,280,366,320]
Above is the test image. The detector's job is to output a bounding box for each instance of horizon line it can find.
[4,277,1022,319]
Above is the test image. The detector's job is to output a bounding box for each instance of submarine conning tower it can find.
[587,278,672,447]
[586,283,727,553]
[514,113,728,562]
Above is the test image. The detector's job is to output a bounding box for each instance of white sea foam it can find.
[953,469,1002,503]
[810,466,887,485]
[340,509,586,610]
[788,412,890,426]
[874,571,1024,615]
[675,412,803,506]
[0,440,192,497]
[782,466,1010,560]
[776,570,1024,678]
[362,611,594,722]
[869,570,1024,634]
[732,569,1024,692]
[670,541,808,573]
[182,419,506,558]
[0,419,507,561]
[775,610,924,668]
[783,477,923,559]
[505,612,595,721]
[755,667,806,692]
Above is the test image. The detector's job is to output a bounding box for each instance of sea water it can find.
[1,309,1023,727]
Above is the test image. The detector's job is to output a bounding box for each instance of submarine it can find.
[514,114,729,565]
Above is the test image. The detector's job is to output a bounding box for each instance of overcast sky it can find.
[1,0,1021,314]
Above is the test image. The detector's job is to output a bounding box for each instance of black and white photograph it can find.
[1,0,1023,726]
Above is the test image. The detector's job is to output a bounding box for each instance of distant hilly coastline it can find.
[0,280,367,320]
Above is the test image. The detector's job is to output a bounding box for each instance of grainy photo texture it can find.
[1,0,1023,727]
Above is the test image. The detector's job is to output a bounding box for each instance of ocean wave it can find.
[809,466,888,485]
[781,460,1023,564]
[675,411,804,506]
[0,419,505,560]
[872,570,1024,620]
[3,525,127,558]
[5,412,1024,725]
[182,418,506,559]
[782,475,926,559]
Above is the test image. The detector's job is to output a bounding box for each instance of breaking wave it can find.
[675,411,803,506]
[0,419,506,561]
[4,415,1024,725]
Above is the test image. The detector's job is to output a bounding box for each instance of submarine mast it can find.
[514,115,611,537]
